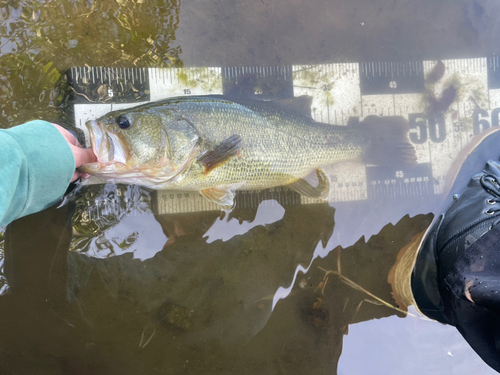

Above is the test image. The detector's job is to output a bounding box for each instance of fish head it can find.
[80,108,200,184]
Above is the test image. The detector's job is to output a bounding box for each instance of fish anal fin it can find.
[273,96,313,118]
[198,134,242,173]
[199,187,235,207]
[288,168,330,200]
[360,115,418,168]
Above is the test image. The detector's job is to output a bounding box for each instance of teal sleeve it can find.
[0,120,75,227]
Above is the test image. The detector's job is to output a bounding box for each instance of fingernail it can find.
[67,129,78,139]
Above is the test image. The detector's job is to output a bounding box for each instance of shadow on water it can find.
[0,172,494,374]
[0,185,436,375]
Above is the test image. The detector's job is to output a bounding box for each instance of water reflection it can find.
[0,183,492,374]
[71,184,166,259]
[0,189,334,373]
[0,0,181,128]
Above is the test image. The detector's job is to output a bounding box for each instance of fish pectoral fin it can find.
[199,188,236,207]
[288,168,330,200]
[197,134,242,174]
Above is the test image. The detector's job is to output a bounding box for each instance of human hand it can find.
[51,123,97,182]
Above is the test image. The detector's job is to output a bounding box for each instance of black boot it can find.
[412,127,500,373]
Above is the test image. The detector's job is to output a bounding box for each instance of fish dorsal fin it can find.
[288,168,330,199]
[200,187,235,207]
[197,134,242,173]
[272,95,313,118]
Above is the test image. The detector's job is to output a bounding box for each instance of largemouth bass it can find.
[80,95,416,206]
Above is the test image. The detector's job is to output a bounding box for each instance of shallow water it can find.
[1,0,500,374]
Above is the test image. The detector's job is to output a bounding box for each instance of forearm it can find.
[0,121,75,226]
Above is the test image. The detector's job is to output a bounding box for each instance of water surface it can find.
[1,0,499,374]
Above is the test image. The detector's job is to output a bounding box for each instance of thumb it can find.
[72,146,97,168]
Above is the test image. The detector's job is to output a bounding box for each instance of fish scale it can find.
[130,97,366,189]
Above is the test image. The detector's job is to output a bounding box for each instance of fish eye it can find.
[116,115,131,129]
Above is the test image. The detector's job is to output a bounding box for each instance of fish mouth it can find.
[82,120,128,172]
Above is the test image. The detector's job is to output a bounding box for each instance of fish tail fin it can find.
[360,115,417,168]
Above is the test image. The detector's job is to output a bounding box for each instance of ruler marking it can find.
[72,59,494,211]
[360,88,364,118]
[327,97,330,123]
[488,78,491,109]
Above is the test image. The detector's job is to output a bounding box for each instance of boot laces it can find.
[480,174,500,215]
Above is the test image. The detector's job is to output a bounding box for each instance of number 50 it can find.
[408,113,446,144]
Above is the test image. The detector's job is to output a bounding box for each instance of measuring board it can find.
[68,58,500,214]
